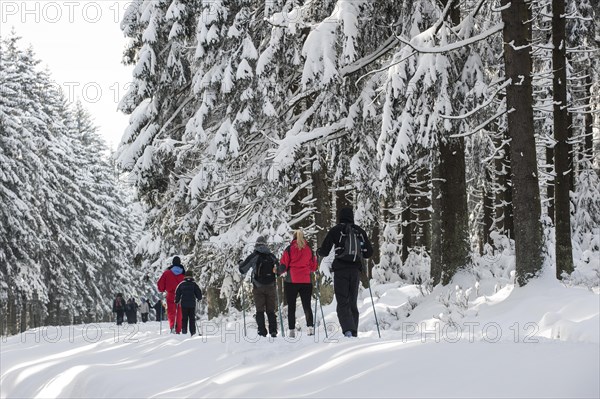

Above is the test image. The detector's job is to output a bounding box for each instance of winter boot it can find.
[307,326,314,336]
[288,329,296,338]
[267,311,278,338]
[344,330,353,338]
[256,312,268,337]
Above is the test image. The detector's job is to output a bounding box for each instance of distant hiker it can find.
[157,256,186,333]
[112,293,125,325]
[140,298,150,323]
[239,235,279,337]
[126,298,138,324]
[318,207,373,338]
[175,271,203,336]
[279,229,318,337]
[153,299,166,321]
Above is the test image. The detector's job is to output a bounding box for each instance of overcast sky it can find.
[1,1,133,150]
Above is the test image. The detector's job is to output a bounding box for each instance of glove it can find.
[280,272,287,278]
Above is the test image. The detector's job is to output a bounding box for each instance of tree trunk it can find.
[415,167,431,253]
[438,136,470,285]
[290,172,311,230]
[401,200,412,264]
[311,150,332,247]
[431,0,470,286]
[20,294,27,333]
[503,144,515,239]
[430,154,443,285]
[500,0,544,285]
[584,75,594,161]
[553,0,574,279]
[546,146,555,224]
[483,168,494,251]
[7,294,18,335]
[493,136,515,240]
[207,286,227,320]
[335,186,353,218]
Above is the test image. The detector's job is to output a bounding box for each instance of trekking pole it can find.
[159,300,163,335]
[274,275,285,337]
[313,273,319,331]
[196,299,201,336]
[367,259,381,338]
[314,273,328,339]
[241,282,247,337]
[174,301,179,334]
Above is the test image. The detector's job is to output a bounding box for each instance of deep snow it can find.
[1,275,598,398]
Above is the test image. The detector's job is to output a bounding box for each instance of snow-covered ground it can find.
[1,273,598,398]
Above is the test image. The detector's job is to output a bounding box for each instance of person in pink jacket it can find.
[279,230,318,337]
[157,256,186,333]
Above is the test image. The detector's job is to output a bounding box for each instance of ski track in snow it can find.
[1,322,598,398]
[2,278,599,398]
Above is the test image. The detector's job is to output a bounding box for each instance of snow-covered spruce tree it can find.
[379,0,497,285]
[550,0,575,278]
[565,0,600,286]
[263,1,408,284]
[0,35,143,334]
[118,0,201,275]
[566,0,598,169]
[118,1,295,316]
[262,0,353,239]
[500,0,544,285]
[68,102,145,320]
[0,34,48,334]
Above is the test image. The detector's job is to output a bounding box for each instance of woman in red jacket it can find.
[157,256,186,333]
[279,230,318,337]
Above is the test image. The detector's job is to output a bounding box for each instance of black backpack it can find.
[335,223,364,263]
[254,253,276,284]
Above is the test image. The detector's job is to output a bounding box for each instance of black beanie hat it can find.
[339,207,354,224]
[185,270,194,278]
[173,256,181,266]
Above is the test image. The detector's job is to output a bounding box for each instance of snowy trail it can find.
[1,321,598,398]
[2,278,599,398]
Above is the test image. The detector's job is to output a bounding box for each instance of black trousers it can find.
[333,268,360,336]
[284,282,313,329]
[181,307,197,336]
[115,311,124,325]
[253,284,277,336]
[141,313,148,322]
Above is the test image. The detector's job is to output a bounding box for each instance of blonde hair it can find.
[293,230,307,250]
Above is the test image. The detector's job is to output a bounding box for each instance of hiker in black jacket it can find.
[175,271,203,336]
[239,235,279,337]
[318,207,373,338]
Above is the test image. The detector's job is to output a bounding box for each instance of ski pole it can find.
[159,300,162,335]
[314,273,328,338]
[367,260,381,338]
[274,276,285,337]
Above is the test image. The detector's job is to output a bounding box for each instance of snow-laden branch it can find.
[355,50,417,87]
[449,108,508,138]
[285,179,313,207]
[269,119,347,178]
[432,0,457,34]
[339,35,399,76]
[441,79,511,120]
[395,23,504,54]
